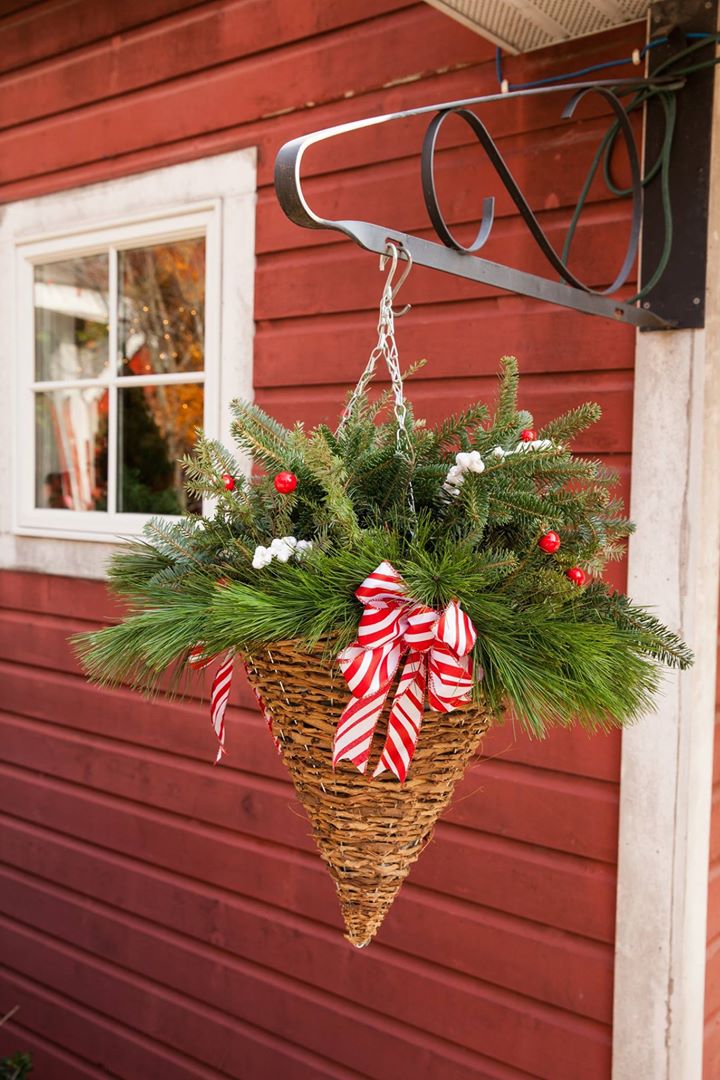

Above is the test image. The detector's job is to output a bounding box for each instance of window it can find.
[18,210,216,536]
[3,150,256,550]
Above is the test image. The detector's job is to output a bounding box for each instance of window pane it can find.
[117,383,203,514]
[35,388,108,510]
[118,238,205,377]
[34,255,109,381]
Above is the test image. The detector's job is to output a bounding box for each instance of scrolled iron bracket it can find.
[274,79,682,329]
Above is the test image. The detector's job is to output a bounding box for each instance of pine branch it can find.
[303,432,360,542]
[75,356,693,742]
[230,399,293,472]
[494,355,521,427]
[539,402,602,445]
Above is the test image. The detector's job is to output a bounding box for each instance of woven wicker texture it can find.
[244,640,491,947]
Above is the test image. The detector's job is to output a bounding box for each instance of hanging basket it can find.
[244,640,491,946]
[74,245,693,951]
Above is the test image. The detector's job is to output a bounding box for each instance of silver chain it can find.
[337,255,416,519]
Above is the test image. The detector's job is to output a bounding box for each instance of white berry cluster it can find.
[443,439,555,498]
[491,438,553,459]
[252,536,313,569]
[442,450,485,498]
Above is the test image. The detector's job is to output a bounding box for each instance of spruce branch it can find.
[494,355,521,427]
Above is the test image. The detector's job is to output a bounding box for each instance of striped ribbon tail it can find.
[373,652,426,782]
[333,685,392,773]
[209,650,235,764]
[334,639,402,772]
[189,645,235,764]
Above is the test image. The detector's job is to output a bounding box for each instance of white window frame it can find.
[17,205,219,539]
[0,150,256,574]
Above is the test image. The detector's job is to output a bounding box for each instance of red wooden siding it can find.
[704,627,720,1077]
[0,3,644,1077]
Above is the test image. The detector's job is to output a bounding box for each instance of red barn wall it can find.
[0,3,643,1077]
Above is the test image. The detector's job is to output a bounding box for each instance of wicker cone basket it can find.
[244,640,491,947]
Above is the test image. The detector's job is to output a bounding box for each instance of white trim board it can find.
[0,149,256,579]
[612,79,720,1080]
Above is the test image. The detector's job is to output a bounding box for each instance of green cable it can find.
[558,35,719,301]
[628,91,675,301]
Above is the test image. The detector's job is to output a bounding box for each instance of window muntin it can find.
[30,232,206,518]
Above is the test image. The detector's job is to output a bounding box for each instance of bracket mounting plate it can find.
[640,0,717,329]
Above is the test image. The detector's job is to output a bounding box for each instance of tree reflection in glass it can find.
[118,384,203,514]
[118,240,205,377]
[117,238,205,513]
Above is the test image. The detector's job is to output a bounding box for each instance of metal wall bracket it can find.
[274,68,707,330]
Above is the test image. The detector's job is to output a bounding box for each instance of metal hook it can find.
[379,241,412,317]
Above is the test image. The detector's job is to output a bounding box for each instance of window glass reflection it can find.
[117,383,203,514]
[118,239,205,377]
[35,387,108,510]
[34,255,109,381]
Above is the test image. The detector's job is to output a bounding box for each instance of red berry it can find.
[538,530,561,554]
[520,429,536,442]
[566,567,587,587]
[274,471,297,494]
[222,473,235,491]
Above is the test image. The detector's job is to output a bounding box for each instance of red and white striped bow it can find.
[334,561,478,782]
[188,647,279,763]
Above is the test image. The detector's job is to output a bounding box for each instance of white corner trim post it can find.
[612,76,720,1080]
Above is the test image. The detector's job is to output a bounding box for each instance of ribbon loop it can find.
[436,599,477,657]
[334,563,479,782]
[357,601,408,649]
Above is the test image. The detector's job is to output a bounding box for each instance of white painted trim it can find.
[0,149,256,578]
[612,77,720,1080]
[16,205,215,257]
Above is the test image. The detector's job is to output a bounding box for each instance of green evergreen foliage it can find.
[0,1052,32,1080]
[75,356,693,738]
